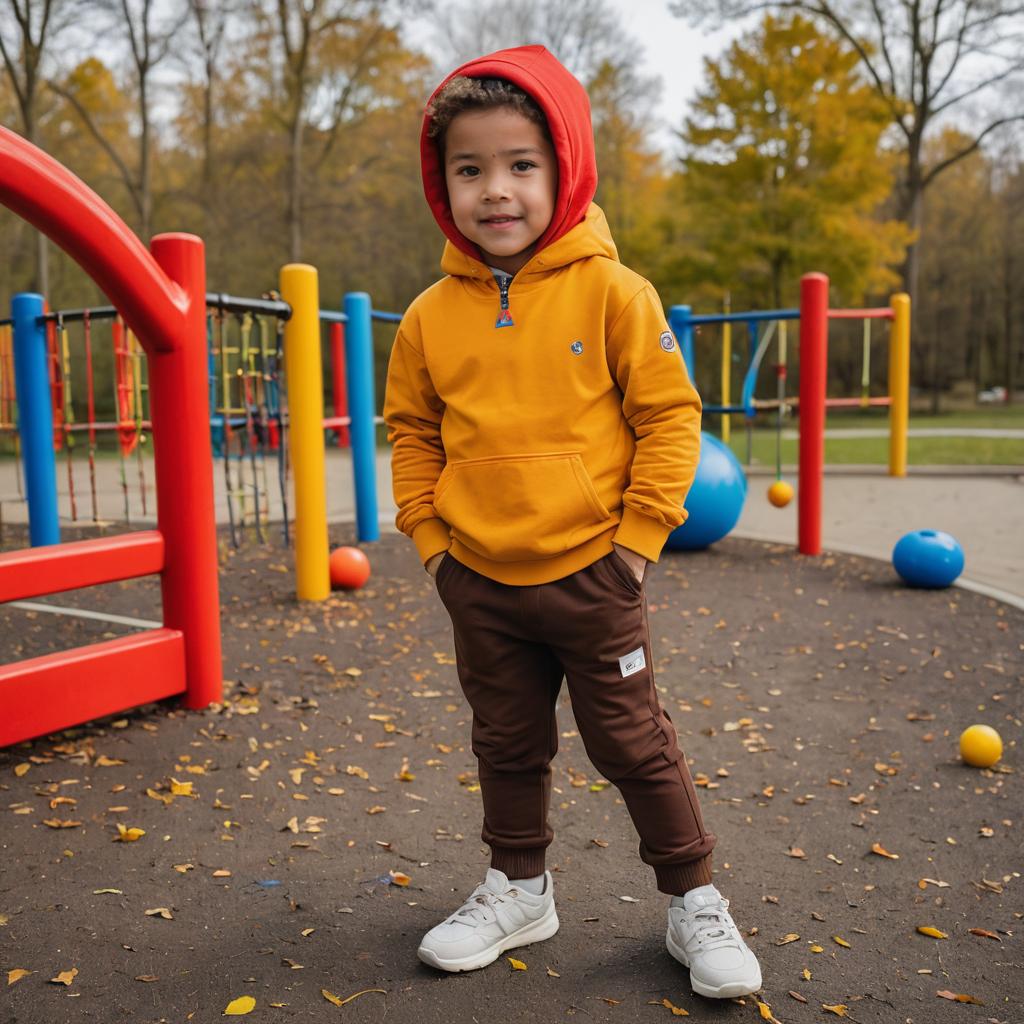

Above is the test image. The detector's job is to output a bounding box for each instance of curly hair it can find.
[426,76,550,152]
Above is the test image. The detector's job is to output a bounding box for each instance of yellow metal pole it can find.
[280,263,330,600]
[721,293,731,444]
[888,292,911,478]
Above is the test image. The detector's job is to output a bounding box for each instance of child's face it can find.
[443,106,557,276]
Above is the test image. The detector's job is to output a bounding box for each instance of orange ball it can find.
[768,480,794,508]
[329,546,371,590]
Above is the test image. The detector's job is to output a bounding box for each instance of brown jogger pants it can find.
[434,549,716,896]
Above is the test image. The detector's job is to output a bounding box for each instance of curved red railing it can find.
[0,126,222,746]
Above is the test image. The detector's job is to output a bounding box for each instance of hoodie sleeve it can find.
[606,283,703,562]
[382,324,452,566]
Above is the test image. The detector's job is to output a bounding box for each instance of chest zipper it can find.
[495,274,515,328]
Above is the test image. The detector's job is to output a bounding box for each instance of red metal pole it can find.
[798,273,828,556]
[330,321,350,448]
[149,233,223,708]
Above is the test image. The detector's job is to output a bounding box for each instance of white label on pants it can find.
[619,646,646,678]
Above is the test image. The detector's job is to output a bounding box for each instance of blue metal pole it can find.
[341,292,379,542]
[11,292,60,546]
[668,305,695,382]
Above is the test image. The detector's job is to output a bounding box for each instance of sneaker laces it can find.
[448,886,510,926]
[686,898,740,951]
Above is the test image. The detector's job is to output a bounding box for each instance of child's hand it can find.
[612,543,648,583]
[426,551,447,577]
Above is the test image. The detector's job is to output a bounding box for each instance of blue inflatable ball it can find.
[665,432,747,551]
[892,529,964,588]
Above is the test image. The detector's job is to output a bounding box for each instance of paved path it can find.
[779,426,1024,440]
[2,448,1021,602]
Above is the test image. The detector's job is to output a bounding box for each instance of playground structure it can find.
[670,274,911,554]
[0,125,221,747]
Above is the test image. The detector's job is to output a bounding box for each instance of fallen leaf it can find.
[95,756,126,767]
[967,928,1001,941]
[787,846,806,858]
[832,935,851,948]
[936,990,984,1004]
[145,907,173,919]
[647,997,689,1016]
[822,1005,849,1017]
[113,824,145,842]
[788,990,807,1003]
[135,975,159,982]
[50,968,78,986]
[547,967,561,978]
[42,818,82,829]
[8,969,32,986]
[14,764,30,777]
[870,842,898,859]
[93,889,123,895]
[916,926,948,939]
[917,878,950,889]
[223,995,255,1015]
[775,933,800,945]
[618,895,640,903]
[322,987,386,1006]
[508,957,527,970]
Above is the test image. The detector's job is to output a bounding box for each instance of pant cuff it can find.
[655,854,713,895]
[490,846,547,880]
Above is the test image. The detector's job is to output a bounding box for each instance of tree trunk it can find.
[140,75,152,241]
[1005,224,1016,405]
[289,108,303,262]
[25,110,50,296]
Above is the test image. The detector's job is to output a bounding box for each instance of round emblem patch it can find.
[570,340,584,355]
[659,331,677,352]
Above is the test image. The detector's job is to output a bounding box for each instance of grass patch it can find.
[727,429,1023,467]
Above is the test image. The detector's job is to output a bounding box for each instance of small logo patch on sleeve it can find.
[659,331,677,352]
[619,646,647,678]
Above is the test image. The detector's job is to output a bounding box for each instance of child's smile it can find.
[444,106,558,276]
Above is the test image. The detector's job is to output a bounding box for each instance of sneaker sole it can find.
[665,927,762,999]
[417,903,559,973]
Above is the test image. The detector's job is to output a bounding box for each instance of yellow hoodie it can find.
[383,204,702,586]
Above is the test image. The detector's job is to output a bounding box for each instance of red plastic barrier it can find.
[797,273,828,556]
[0,126,222,746]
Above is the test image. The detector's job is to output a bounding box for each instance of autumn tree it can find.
[671,0,1024,311]
[678,14,910,311]
[255,0,409,262]
[50,0,187,241]
[0,0,76,291]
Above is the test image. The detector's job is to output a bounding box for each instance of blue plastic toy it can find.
[892,529,964,588]
[665,432,747,551]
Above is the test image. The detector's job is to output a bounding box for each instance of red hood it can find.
[420,44,598,264]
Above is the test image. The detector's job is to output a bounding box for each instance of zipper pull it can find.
[495,274,515,328]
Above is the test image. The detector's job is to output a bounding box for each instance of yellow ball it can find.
[767,480,794,508]
[959,725,1003,768]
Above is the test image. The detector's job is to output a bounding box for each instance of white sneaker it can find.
[417,867,559,972]
[666,885,762,998]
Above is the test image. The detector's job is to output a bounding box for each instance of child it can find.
[382,45,762,999]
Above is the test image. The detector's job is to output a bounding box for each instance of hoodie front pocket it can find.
[434,452,611,562]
